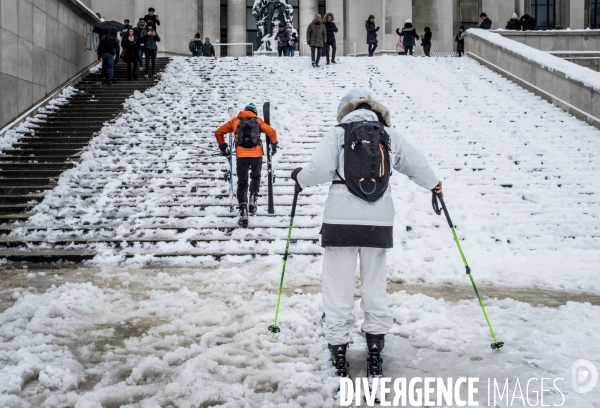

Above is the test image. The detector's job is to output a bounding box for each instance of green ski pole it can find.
[432,191,504,352]
[268,182,301,338]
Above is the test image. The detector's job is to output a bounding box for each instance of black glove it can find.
[291,167,302,182]
[271,143,278,156]
[219,143,229,157]
[97,55,102,60]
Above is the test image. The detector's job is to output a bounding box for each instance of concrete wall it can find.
[465,30,600,130]
[299,0,318,56]
[89,0,198,55]
[0,0,100,130]
[344,0,383,56]
[496,30,600,52]
[413,0,456,56]
[383,0,411,54]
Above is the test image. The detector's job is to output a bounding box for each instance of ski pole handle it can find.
[432,191,453,228]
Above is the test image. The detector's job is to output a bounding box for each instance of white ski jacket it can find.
[296,108,439,248]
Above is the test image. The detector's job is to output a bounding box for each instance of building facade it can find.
[82,0,593,57]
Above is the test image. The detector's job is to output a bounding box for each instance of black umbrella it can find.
[93,20,125,37]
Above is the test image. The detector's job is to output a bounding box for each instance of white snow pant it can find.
[322,246,393,345]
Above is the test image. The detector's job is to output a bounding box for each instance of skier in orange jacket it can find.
[214,103,278,227]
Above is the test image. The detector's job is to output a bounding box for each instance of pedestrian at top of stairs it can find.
[275,24,289,57]
[190,33,204,57]
[141,22,160,78]
[120,19,132,37]
[97,28,120,85]
[144,7,160,27]
[307,14,326,67]
[290,88,442,400]
[506,13,521,30]
[366,15,379,57]
[202,38,216,57]
[478,12,492,29]
[121,28,140,81]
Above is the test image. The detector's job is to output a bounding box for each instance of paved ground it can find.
[2,265,598,315]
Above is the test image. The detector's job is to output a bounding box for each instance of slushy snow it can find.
[0,55,599,406]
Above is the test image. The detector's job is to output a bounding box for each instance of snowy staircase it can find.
[0,57,171,225]
[0,57,329,263]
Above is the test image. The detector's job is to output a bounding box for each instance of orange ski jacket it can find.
[214,110,277,158]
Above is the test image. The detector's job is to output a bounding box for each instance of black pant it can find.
[404,45,414,56]
[458,48,464,57]
[325,41,336,63]
[145,49,157,76]
[278,46,285,57]
[236,157,262,205]
[423,45,431,57]
[126,60,138,79]
[311,46,322,66]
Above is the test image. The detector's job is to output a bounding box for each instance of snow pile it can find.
[0,271,598,407]
[467,29,600,90]
[89,63,102,74]
[0,86,78,152]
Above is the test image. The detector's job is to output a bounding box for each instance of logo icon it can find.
[572,360,598,393]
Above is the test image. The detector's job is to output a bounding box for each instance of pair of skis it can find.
[225,103,275,214]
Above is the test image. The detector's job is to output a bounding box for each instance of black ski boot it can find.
[249,193,258,216]
[329,343,350,378]
[366,333,385,404]
[238,203,249,228]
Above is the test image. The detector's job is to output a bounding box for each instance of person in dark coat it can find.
[306,14,327,67]
[455,26,465,57]
[519,14,537,31]
[121,28,139,80]
[478,13,492,29]
[421,27,432,57]
[202,37,216,57]
[396,19,419,56]
[365,15,379,57]
[286,28,298,57]
[144,7,160,27]
[140,22,160,78]
[120,19,132,37]
[134,18,147,71]
[506,13,521,30]
[324,12,338,64]
[190,33,203,57]
[97,28,120,85]
[275,24,289,57]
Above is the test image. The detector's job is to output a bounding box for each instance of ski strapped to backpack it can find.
[333,121,392,202]
[235,117,261,148]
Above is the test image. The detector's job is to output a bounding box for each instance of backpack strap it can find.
[334,123,348,184]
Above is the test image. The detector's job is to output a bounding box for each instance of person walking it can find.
[134,18,147,72]
[144,7,160,27]
[97,28,120,85]
[422,27,432,57]
[307,14,326,67]
[189,33,203,57]
[365,15,379,57]
[396,19,419,56]
[455,26,465,57]
[290,88,442,402]
[478,12,492,29]
[287,28,298,56]
[214,103,278,227]
[275,24,289,57]
[141,22,160,78]
[203,37,216,57]
[121,27,139,80]
[323,12,338,64]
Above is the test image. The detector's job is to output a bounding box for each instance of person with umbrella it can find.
[97,27,121,85]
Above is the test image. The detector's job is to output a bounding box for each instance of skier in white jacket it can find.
[290,88,443,397]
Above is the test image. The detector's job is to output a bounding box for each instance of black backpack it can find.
[101,34,118,54]
[335,121,391,202]
[235,117,261,148]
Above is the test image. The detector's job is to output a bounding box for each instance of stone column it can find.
[228,0,247,56]
[203,0,221,54]
[326,0,344,56]
[570,0,585,29]
[385,0,411,54]
[299,0,318,56]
